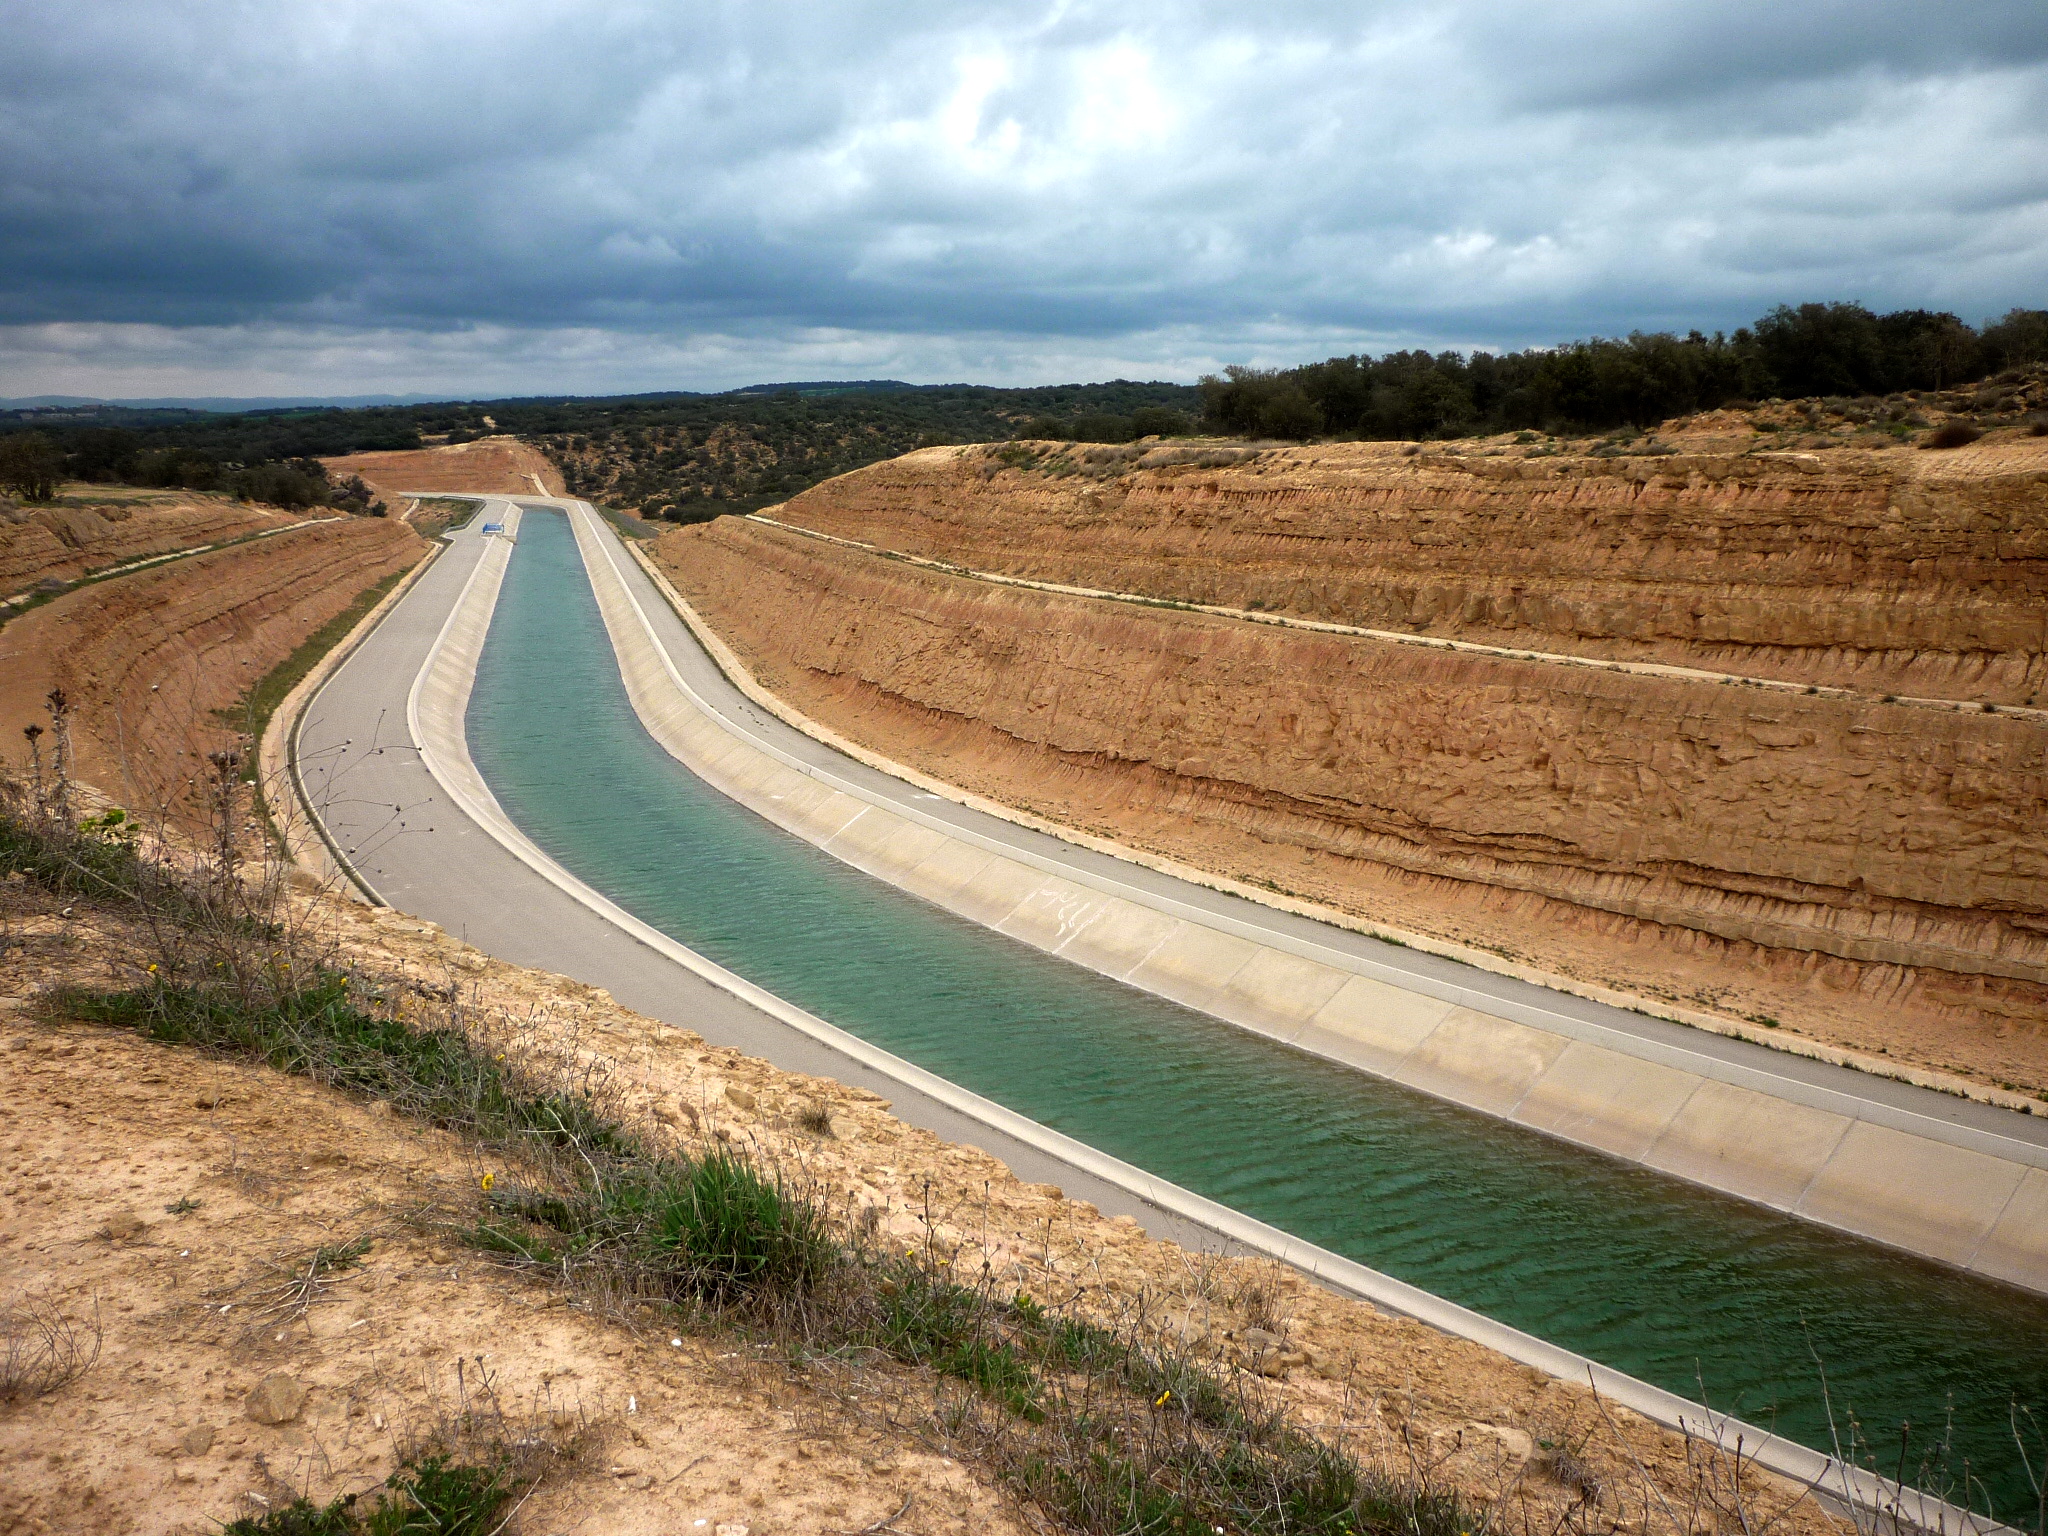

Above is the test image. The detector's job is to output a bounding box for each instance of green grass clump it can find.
[219,1454,516,1536]
[59,975,627,1156]
[65,972,827,1306]
[873,1263,1043,1420]
[631,1147,832,1299]
[470,1148,835,1301]
[369,1455,518,1536]
[1,804,154,901]
[220,1496,359,1535]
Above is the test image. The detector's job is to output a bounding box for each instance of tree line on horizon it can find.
[0,380,1202,516]
[0,426,383,512]
[2,301,2042,511]
[1196,302,2048,441]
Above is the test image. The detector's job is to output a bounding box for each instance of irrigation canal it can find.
[468,507,2048,1518]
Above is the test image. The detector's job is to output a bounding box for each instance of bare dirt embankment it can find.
[1,485,296,598]
[322,438,566,507]
[0,518,422,822]
[651,435,2048,1100]
[767,434,2048,705]
[0,875,1833,1536]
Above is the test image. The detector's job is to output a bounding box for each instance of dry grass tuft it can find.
[0,1293,103,1405]
[1920,422,1984,449]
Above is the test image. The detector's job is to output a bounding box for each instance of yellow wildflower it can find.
[480,1172,495,1193]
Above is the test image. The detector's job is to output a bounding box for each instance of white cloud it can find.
[1,0,2042,394]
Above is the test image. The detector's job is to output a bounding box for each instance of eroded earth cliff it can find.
[0,513,423,822]
[1,486,297,598]
[651,425,2048,1100]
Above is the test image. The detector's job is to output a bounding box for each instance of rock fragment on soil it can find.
[244,1373,308,1425]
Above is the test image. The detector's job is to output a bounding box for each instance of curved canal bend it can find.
[470,508,2048,1518]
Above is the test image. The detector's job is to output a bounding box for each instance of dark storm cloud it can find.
[1,0,2043,393]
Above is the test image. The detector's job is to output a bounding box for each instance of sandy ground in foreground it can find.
[0,1018,1027,1536]
[0,867,1841,1536]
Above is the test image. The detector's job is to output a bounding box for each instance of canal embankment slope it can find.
[0,501,422,827]
[646,434,2048,1109]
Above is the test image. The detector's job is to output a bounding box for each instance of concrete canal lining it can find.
[551,500,2048,1299]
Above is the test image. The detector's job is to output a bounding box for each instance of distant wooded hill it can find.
[0,380,1203,519]
[4,300,2042,519]
[1202,302,2048,441]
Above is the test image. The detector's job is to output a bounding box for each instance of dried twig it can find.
[835,1493,916,1534]
[243,1234,373,1324]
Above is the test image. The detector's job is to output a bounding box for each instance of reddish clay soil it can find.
[1,485,296,598]
[0,518,423,824]
[652,429,2048,1101]
[321,439,566,505]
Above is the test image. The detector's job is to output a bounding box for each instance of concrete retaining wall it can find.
[564,504,2048,1298]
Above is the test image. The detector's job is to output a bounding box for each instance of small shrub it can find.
[0,1295,101,1403]
[0,431,63,502]
[221,1496,359,1535]
[794,1098,834,1135]
[0,799,158,902]
[1920,422,1983,449]
[872,1264,1042,1419]
[371,1454,517,1536]
[1130,405,1191,438]
[630,1147,831,1301]
[1072,412,1137,444]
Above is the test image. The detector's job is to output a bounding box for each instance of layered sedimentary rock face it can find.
[769,437,2048,704]
[0,517,422,822]
[0,489,295,595]
[650,434,2048,1095]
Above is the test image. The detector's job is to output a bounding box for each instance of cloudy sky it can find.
[3,0,2045,398]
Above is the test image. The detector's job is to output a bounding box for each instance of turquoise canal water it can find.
[469,509,2048,1518]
